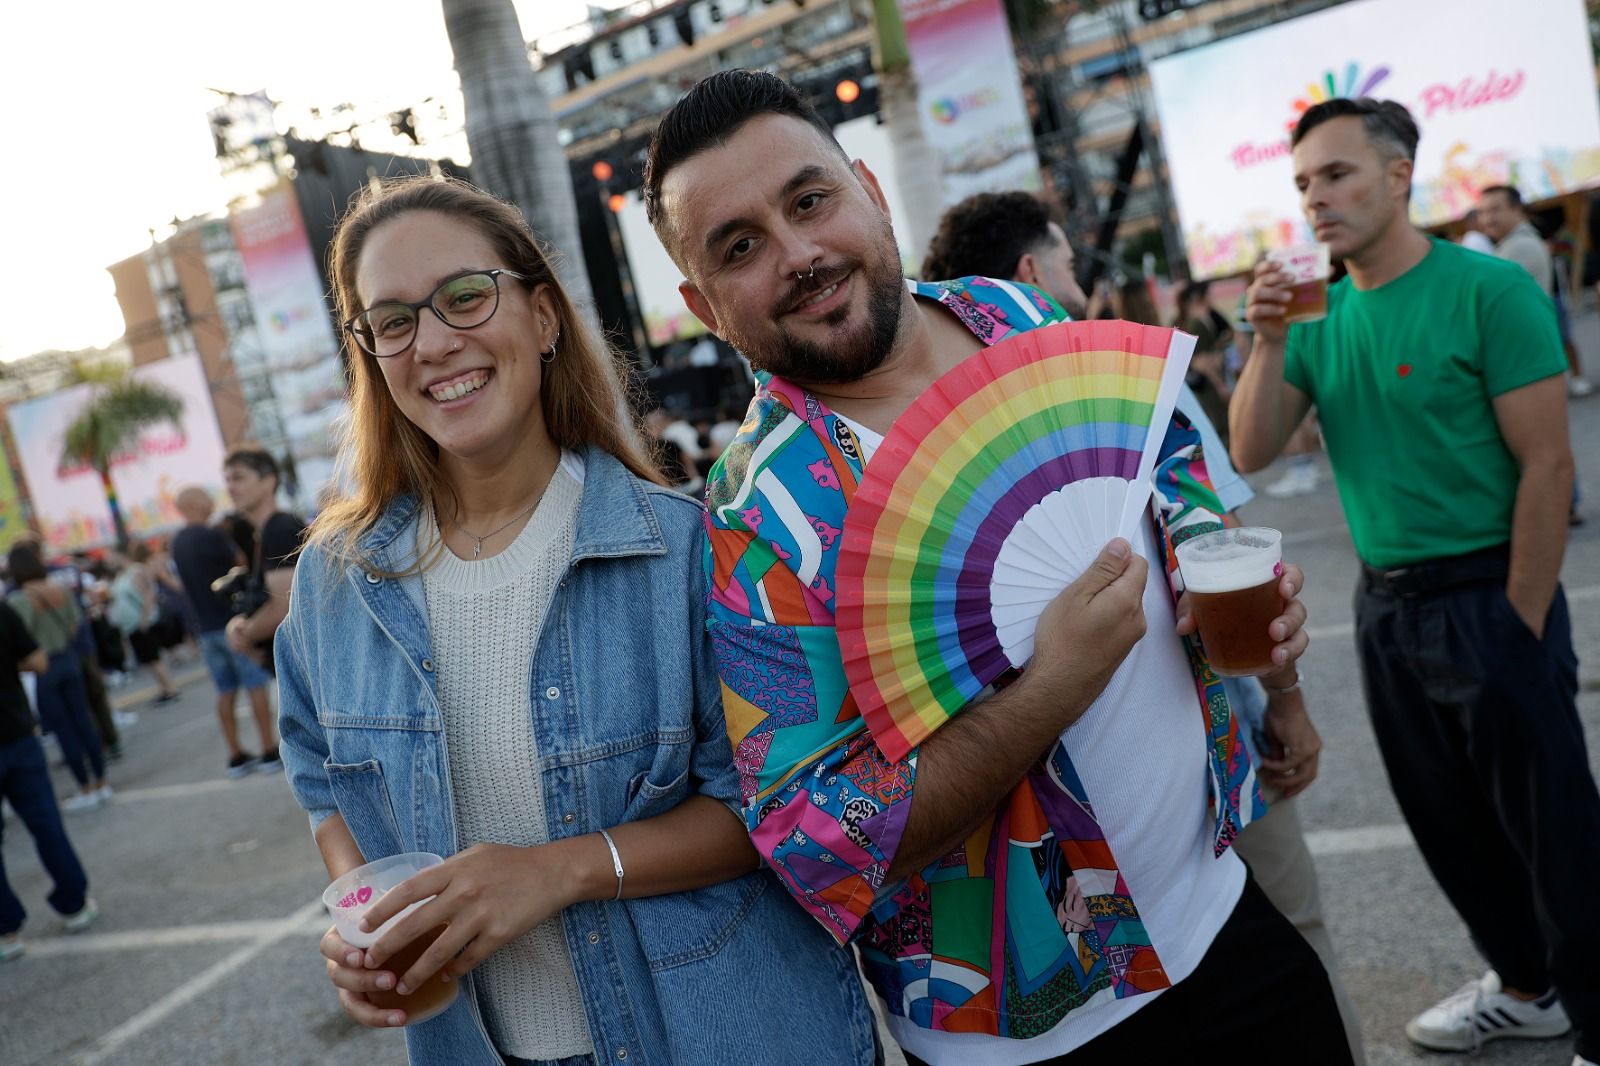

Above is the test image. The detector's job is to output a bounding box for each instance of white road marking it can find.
[106,778,257,804]
[68,899,328,1066]
[1304,823,1414,857]
[27,914,326,957]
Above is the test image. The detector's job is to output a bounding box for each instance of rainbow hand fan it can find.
[835,319,1194,763]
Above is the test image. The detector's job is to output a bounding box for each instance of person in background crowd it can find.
[1479,184,1595,399]
[0,598,97,961]
[648,68,1341,1065]
[281,175,878,1065]
[53,555,123,759]
[108,543,179,704]
[170,486,279,778]
[1175,280,1236,449]
[7,541,110,812]
[921,187,1365,1064]
[148,538,196,663]
[1235,97,1600,1066]
[1458,208,1495,255]
[221,446,303,706]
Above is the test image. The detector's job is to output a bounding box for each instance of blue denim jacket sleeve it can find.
[685,527,745,823]
[275,557,338,832]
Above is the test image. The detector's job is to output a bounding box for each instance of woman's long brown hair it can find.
[310,176,663,575]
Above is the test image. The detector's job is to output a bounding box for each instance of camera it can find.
[211,566,269,619]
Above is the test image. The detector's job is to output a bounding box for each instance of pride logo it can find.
[1288,62,1392,132]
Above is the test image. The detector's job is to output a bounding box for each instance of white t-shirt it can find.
[839,415,1245,1066]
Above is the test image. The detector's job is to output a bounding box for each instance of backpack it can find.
[108,570,152,636]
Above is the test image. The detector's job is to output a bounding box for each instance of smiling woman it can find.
[275,176,879,1066]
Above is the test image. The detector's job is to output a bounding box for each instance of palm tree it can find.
[872,0,946,267]
[442,0,596,325]
[60,371,185,549]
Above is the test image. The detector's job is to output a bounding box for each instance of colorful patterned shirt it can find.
[703,277,1265,1039]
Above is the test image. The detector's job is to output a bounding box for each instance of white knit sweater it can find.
[420,453,592,1060]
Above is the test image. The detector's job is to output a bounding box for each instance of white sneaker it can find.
[1265,463,1319,498]
[112,709,139,729]
[1405,970,1570,1052]
[62,899,98,934]
[0,934,24,962]
[95,785,114,805]
[1575,1055,1598,1066]
[61,792,102,813]
[1569,376,1595,398]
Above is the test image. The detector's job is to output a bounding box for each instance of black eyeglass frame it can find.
[343,268,534,358]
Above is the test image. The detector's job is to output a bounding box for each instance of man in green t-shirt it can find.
[1232,97,1599,1066]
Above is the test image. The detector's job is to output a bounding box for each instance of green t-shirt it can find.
[1284,237,1565,568]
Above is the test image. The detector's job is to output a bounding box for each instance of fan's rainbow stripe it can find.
[836,321,1178,763]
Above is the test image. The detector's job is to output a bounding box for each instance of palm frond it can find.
[59,376,187,473]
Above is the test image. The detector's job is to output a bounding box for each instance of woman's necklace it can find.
[454,497,542,559]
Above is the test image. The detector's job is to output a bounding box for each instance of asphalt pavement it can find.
[4,324,1600,1065]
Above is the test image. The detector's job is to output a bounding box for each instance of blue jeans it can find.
[36,651,103,788]
[0,735,89,935]
[199,629,271,695]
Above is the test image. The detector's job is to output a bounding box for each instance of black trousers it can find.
[1356,567,1600,1060]
[903,875,1352,1065]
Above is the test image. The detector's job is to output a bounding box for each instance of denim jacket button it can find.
[365,572,381,584]
[616,1049,627,1061]
[421,658,434,672]
[587,931,600,945]
[562,811,575,824]
[545,686,561,700]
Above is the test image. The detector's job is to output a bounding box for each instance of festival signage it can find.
[1148,0,1600,279]
[230,184,348,498]
[7,354,229,554]
[898,0,1041,202]
[0,442,28,554]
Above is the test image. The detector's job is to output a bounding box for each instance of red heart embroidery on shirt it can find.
[1397,364,1412,378]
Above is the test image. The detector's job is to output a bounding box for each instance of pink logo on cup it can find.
[337,885,374,909]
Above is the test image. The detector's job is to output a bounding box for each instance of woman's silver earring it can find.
[542,336,557,364]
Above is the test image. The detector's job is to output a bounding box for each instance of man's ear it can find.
[851,158,892,220]
[1389,157,1415,203]
[1013,253,1040,287]
[679,281,720,335]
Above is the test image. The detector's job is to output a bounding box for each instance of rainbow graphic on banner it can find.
[1288,61,1392,131]
[836,320,1193,763]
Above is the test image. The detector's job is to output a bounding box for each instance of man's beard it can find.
[726,242,906,386]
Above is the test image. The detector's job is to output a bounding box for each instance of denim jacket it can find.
[277,445,879,1066]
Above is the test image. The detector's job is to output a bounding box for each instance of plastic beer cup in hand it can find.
[1265,243,1331,324]
[1175,527,1286,677]
[323,852,459,1025]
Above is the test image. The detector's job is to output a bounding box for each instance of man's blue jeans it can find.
[0,734,89,935]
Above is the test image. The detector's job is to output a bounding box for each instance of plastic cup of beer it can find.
[1175,527,1286,677]
[1265,242,1331,324]
[322,851,459,1025]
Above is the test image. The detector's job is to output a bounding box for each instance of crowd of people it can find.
[0,444,305,961]
[3,65,1597,1066]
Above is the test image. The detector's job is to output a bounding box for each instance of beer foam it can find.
[1175,528,1282,593]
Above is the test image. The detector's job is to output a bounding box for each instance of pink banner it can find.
[231,185,347,497]
[898,0,1040,203]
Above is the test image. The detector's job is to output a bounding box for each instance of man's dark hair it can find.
[1291,97,1420,163]
[224,444,279,486]
[921,192,1055,282]
[1480,184,1525,209]
[643,70,846,250]
[1176,280,1211,310]
[7,540,47,585]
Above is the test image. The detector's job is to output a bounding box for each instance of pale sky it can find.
[0,0,615,362]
